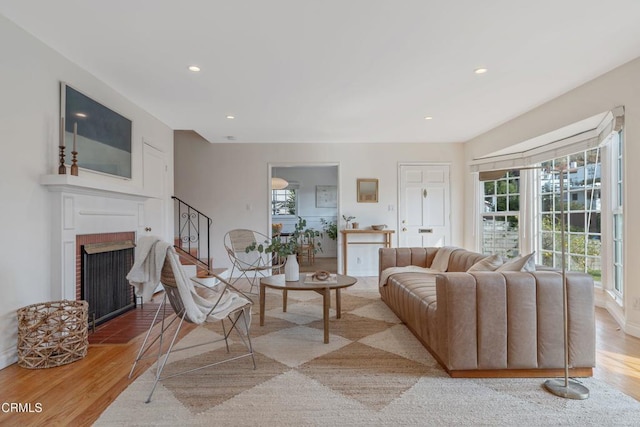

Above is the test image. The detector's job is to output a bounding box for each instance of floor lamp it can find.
[543,165,590,400]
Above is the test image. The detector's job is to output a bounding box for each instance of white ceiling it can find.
[2,1,640,144]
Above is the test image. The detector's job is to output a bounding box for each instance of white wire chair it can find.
[224,229,284,293]
[128,247,256,403]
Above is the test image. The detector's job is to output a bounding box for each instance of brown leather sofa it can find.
[379,247,595,378]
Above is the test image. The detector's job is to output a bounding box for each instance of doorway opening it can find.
[270,164,339,273]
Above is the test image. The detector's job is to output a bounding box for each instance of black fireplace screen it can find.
[81,240,135,326]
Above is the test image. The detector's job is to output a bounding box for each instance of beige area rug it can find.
[97,286,640,426]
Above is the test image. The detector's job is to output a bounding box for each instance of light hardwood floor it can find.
[0,286,638,427]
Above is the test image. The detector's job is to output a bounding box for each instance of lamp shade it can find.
[272,177,288,190]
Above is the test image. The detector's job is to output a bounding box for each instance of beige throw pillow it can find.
[467,254,504,271]
[496,252,536,272]
[430,246,460,272]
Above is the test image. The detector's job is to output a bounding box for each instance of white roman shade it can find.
[470,106,624,174]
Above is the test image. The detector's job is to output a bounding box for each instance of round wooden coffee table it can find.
[259,273,357,343]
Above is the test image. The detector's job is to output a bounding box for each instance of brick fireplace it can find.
[75,232,136,300]
[76,232,136,325]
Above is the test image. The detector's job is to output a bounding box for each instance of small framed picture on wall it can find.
[357,178,378,203]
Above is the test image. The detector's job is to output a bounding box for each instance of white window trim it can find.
[601,131,624,303]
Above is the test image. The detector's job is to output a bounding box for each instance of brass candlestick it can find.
[70,151,78,176]
[58,117,66,174]
[58,145,66,174]
[70,121,78,176]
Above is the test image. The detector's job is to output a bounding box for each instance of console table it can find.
[340,229,395,275]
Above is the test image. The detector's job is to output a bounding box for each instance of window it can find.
[472,109,623,297]
[481,171,520,258]
[613,130,624,295]
[538,149,602,283]
[271,188,297,216]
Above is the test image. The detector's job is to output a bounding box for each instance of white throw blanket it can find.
[164,247,250,327]
[378,266,441,288]
[378,246,461,288]
[126,236,171,303]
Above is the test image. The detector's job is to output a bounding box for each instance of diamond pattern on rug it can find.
[298,341,430,410]
[335,292,382,312]
[360,324,443,370]
[161,345,289,414]
[252,325,351,367]
[306,312,396,341]
[350,299,402,324]
[204,314,298,339]
[146,288,444,415]
[264,300,332,325]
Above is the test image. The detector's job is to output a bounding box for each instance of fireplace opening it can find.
[81,240,136,327]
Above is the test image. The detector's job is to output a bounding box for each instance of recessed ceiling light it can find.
[474,67,488,74]
[424,116,433,120]
[226,115,235,119]
[188,65,201,72]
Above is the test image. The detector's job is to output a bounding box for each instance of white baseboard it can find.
[623,319,640,338]
[0,346,17,370]
[597,287,640,339]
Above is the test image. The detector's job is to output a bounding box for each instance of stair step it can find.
[196,258,214,276]
[173,244,199,264]
[196,267,228,278]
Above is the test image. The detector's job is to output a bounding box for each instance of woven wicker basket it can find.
[17,300,89,369]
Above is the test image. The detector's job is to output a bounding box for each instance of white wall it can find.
[174,132,466,276]
[464,56,640,338]
[0,16,174,368]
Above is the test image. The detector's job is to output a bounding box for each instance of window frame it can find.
[611,130,624,297]
[479,171,521,258]
[536,149,602,283]
[271,188,298,218]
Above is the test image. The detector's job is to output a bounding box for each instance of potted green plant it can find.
[320,218,338,240]
[245,217,322,281]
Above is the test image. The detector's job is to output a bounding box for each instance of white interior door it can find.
[399,164,450,247]
[141,142,167,239]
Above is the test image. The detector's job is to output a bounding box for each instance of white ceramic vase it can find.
[284,254,299,281]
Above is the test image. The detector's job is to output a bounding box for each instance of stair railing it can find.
[172,196,212,271]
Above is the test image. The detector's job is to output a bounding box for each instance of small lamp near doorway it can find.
[272,177,289,190]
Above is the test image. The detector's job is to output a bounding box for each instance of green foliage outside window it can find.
[272,189,297,216]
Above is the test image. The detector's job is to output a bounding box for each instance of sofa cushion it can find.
[447,250,487,272]
[496,252,536,272]
[467,254,503,271]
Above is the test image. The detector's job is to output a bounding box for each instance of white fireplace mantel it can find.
[40,174,150,200]
[41,174,154,300]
